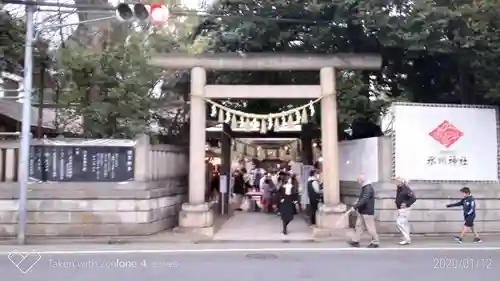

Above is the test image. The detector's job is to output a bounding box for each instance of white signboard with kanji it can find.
[393,103,499,181]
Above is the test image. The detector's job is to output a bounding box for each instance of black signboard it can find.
[28,146,135,182]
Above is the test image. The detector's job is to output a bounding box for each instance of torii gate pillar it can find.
[149,54,382,236]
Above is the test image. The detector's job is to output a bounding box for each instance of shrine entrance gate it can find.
[149,53,381,235]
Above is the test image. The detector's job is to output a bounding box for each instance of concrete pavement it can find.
[0,241,498,281]
[214,211,313,241]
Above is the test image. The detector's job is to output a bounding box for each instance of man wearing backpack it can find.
[395,177,417,245]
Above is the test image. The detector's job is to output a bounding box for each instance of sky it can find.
[5,0,210,45]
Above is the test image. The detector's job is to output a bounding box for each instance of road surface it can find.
[1,242,497,281]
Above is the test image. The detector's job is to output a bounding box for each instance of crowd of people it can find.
[207,159,483,244]
[213,160,322,235]
[231,166,299,234]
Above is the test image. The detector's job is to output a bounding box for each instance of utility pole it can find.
[17,3,35,245]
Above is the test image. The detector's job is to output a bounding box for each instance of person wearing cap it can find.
[395,177,417,245]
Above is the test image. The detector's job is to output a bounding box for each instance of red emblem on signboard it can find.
[428,120,464,148]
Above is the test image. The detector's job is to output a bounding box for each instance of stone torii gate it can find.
[149,53,382,235]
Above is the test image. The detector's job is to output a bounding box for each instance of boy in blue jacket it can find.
[446,187,482,243]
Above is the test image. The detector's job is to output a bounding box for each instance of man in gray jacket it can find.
[348,175,380,248]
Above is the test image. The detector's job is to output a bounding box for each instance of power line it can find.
[3,0,329,25]
[38,8,115,14]
[3,0,118,10]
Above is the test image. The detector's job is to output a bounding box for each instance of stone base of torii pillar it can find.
[178,202,215,236]
[313,203,350,238]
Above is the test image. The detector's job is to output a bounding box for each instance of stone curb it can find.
[0,233,499,246]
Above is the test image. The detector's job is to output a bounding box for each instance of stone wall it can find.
[341,181,500,234]
[0,135,189,237]
[339,136,500,234]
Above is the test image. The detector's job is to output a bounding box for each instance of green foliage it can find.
[198,0,500,108]
[192,0,389,136]
[46,5,209,139]
[348,0,500,104]
[185,0,500,138]
[0,10,24,73]
[55,33,167,138]
[0,10,51,74]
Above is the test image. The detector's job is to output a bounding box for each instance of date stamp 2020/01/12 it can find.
[433,258,492,269]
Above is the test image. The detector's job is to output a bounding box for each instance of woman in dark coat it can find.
[279,175,297,235]
[232,169,248,211]
[290,174,301,214]
[273,171,287,215]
